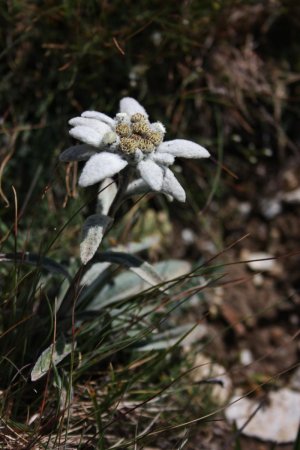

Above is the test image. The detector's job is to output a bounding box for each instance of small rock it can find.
[225,388,300,443]
[281,187,300,204]
[290,367,300,391]
[253,273,264,287]
[245,251,275,272]
[151,30,162,47]
[239,349,253,366]
[213,287,224,306]
[282,169,299,191]
[191,354,232,404]
[238,202,251,216]
[259,197,282,219]
[289,314,299,326]
[181,228,195,244]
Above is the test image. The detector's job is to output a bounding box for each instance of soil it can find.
[173,153,300,449]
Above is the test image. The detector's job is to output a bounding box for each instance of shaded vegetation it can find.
[1,0,299,205]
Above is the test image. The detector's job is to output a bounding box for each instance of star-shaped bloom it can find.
[60,97,210,202]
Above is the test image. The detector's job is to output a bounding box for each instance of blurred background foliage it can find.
[0,0,299,244]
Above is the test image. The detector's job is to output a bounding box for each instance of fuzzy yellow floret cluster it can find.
[115,113,164,154]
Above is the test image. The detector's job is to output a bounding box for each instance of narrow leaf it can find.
[31,339,74,381]
[59,144,96,162]
[0,252,71,281]
[88,270,147,310]
[108,235,160,254]
[136,324,207,351]
[98,251,163,287]
[80,214,113,264]
[80,262,111,287]
[88,259,191,311]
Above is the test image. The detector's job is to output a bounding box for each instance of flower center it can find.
[115,113,164,155]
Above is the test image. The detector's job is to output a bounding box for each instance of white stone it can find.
[238,202,251,216]
[239,349,253,366]
[181,228,195,244]
[246,252,275,272]
[225,388,300,443]
[260,197,282,219]
[253,273,264,287]
[281,188,300,204]
[191,354,232,404]
[290,367,300,391]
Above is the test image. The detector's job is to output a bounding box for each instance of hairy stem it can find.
[108,166,133,219]
[58,168,134,319]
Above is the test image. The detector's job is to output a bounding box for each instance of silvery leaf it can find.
[31,338,74,381]
[80,214,113,264]
[152,259,191,282]
[0,252,71,281]
[88,270,146,310]
[59,144,96,162]
[98,251,163,287]
[80,262,111,287]
[88,259,191,311]
[109,235,160,254]
[76,262,113,308]
[135,324,207,351]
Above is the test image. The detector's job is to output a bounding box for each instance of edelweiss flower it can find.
[60,97,210,202]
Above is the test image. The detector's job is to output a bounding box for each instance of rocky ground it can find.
[175,152,300,449]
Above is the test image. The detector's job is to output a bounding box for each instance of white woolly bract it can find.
[69,117,111,135]
[62,97,211,206]
[126,178,150,196]
[81,111,115,128]
[157,139,210,159]
[151,122,166,134]
[119,97,148,118]
[137,159,164,191]
[115,113,130,125]
[152,153,175,166]
[69,126,103,148]
[162,168,186,202]
[79,152,128,187]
